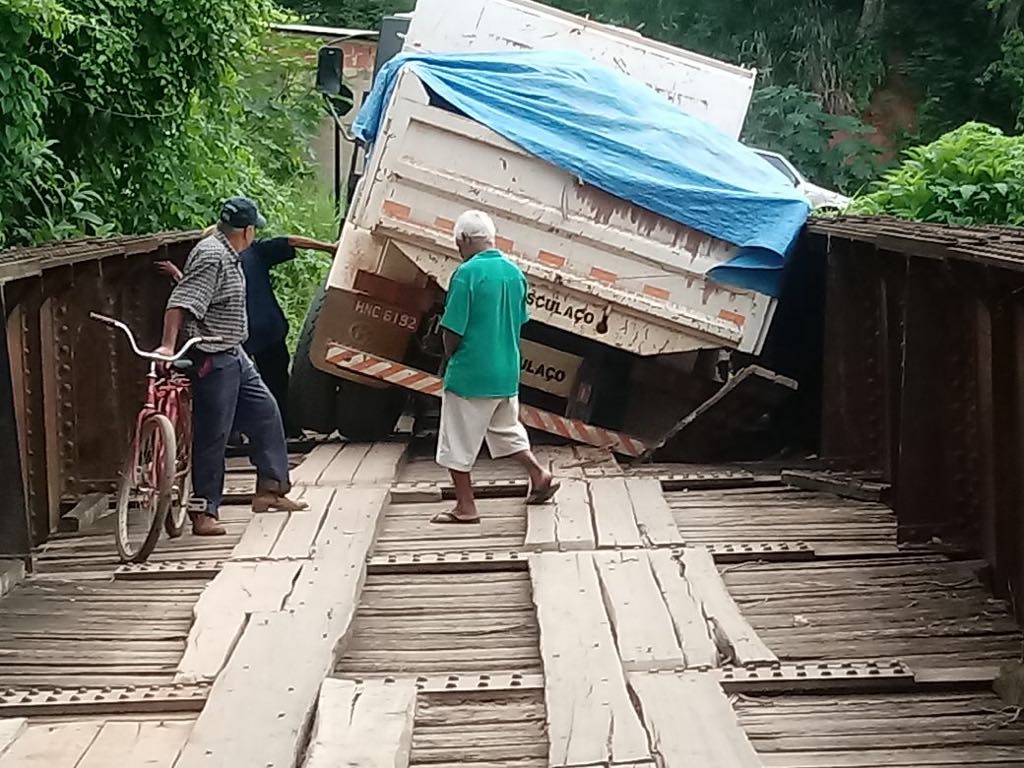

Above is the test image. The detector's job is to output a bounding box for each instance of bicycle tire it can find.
[166,390,192,538]
[115,413,175,563]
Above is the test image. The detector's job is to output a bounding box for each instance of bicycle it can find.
[91,313,220,562]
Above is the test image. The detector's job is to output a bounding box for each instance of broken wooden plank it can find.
[524,479,594,551]
[58,493,109,533]
[175,486,392,768]
[589,477,642,548]
[533,446,585,479]
[646,366,798,462]
[230,511,287,559]
[0,561,24,599]
[304,678,416,768]
[629,672,762,768]
[176,561,301,683]
[680,547,777,666]
[781,469,889,502]
[290,444,345,485]
[270,487,335,559]
[0,719,25,758]
[0,721,101,767]
[594,550,684,671]
[530,551,651,768]
[648,549,718,669]
[626,477,681,546]
[76,721,192,768]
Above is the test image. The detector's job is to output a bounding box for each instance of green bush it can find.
[849,122,1024,226]
[742,85,882,196]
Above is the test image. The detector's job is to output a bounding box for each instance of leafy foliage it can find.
[849,122,1024,225]
[0,0,337,250]
[278,0,412,27]
[742,85,882,193]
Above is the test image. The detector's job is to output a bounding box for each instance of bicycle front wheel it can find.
[115,413,175,563]
[166,389,192,538]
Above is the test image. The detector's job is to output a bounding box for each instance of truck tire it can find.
[333,379,406,441]
[289,283,339,434]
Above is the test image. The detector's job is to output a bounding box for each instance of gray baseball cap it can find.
[220,196,267,229]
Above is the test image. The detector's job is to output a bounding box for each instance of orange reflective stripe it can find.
[718,309,746,327]
[382,201,411,220]
[642,285,671,301]
[537,250,566,268]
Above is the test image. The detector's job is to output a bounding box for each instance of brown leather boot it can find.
[191,513,226,536]
[252,492,310,514]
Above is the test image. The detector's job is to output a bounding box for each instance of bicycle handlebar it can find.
[90,312,223,363]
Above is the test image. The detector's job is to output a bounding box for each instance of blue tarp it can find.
[353,50,810,297]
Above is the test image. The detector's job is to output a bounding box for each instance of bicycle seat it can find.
[171,359,194,372]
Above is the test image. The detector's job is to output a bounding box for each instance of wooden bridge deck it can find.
[0,441,1021,767]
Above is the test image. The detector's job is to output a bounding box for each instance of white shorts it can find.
[436,392,531,473]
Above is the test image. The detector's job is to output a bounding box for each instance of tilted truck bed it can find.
[339,70,776,357]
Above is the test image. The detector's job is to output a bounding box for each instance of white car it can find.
[753,148,851,211]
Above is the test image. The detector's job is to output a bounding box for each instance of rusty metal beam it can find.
[0,289,31,558]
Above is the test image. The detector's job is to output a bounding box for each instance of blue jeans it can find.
[190,349,290,519]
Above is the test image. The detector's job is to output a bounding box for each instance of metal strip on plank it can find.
[0,683,210,717]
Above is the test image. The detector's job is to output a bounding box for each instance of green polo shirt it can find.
[440,250,529,398]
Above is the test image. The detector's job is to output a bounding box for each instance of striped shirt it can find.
[167,232,248,353]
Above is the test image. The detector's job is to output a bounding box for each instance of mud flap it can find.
[643,365,798,462]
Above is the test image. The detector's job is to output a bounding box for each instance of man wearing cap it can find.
[155,197,307,537]
[433,210,559,524]
[158,231,338,436]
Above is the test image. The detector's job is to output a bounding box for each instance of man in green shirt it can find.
[434,210,559,524]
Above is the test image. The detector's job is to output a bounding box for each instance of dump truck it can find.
[291,0,796,456]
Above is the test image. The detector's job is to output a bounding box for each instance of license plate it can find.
[353,298,420,332]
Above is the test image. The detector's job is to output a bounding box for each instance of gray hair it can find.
[454,210,496,244]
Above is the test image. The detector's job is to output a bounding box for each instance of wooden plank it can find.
[176,488,390,768]
[594,550,684,671]
[0,561,24,598]
[759,747,1024,767]
[0,719,26,758]
[589,477,642,548]
[648,549,718,669]
[319,443,372,485]
[629,672,762,768]
[530,551,650,768]
[176,561,301,682]
[533,446,584,479]
[270,487,335,559]
[354,443,407,486]
[0,721,101,767]
[304,679,416,768]
[230,511,287,559]
[76,721,191,768]
[680,547,776,666]
[524,478,594,551]
[291,444,345,485]
[781,469,888,502]
[626,477,681,545]
[58,492,109,533]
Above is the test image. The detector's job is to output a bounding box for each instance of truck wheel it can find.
[289,283,339,434]
[334,379,406,441]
